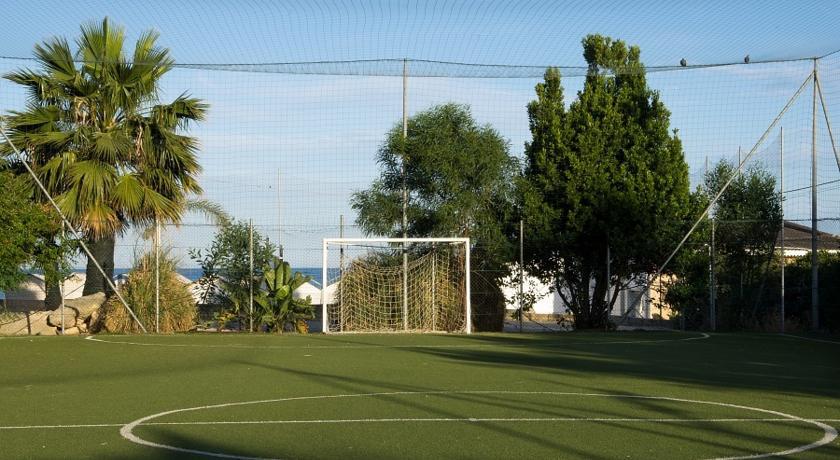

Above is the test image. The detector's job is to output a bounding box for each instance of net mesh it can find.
[325,241,467,333]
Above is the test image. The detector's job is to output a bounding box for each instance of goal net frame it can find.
[322,237,471,334]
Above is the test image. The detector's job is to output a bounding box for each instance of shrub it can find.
[94,250,197,333]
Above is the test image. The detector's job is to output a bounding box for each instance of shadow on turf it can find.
[234,359,615,459]
[138,358,824,460]
[100,430,270,460]
[404,333,840,400]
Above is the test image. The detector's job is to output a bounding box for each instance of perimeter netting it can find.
[323,240,469,333]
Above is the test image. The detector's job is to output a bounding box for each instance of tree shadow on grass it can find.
[405,333,840,400]
[234,359,612,459]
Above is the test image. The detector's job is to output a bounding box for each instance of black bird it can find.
[680,58,687,67]
[744,55,750,64]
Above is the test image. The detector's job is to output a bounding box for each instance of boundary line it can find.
[83,332,710,349]
[3,417,840,431]
[780,334,840,345]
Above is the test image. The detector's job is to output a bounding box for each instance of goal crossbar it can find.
[321,237,471,334]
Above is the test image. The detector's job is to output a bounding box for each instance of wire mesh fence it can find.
[1,50,839,334]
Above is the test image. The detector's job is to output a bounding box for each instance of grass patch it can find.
[0,331,838,459]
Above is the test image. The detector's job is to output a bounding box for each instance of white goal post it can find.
[322,237,471,334]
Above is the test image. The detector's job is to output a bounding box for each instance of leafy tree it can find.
[1,18,207,297]
[255,257,314,333]
[668,160,782,329]
[190,220,275,330]
[521,35,692,329]
[351,103,519,330]
[0,171,72,292]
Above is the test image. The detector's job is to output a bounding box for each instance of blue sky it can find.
[0,1,838,269]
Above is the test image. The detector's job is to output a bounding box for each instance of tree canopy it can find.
[668,160,782,329]
[521,35,693,328]
[352,102,518,272]
[0,171,75,293]
[0,18,207,295]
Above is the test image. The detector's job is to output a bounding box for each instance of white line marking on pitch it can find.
[780,334,840,345]
[117,390,837,460]
[3,417,839,430]
[84,332,710,349]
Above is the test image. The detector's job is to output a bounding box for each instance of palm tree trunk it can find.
[83,234,115,296]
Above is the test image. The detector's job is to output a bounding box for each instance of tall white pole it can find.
[322,240,328,333]
[249,219,254,333]
[59,222,66,334]
[155,218,161,333]
[339,215,344,333]
[811,60,819,331]
[780,126,785,333]
[402,58,409,331]
[519,219,524,333]
[465,239,472,334]
[706,155,716,332]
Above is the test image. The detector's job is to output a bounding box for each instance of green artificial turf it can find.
[0,331,837,459]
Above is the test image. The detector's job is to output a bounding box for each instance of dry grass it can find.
[94,250,197,333]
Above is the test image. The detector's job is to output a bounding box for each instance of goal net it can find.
[322,238,471,333]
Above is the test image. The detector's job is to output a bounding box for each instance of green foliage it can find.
[784,252,840,333]
[522,35,692,329]
[189,220,275,330]
[96,249,197,333]
[0,171,77,293]
[352,103,518,331]
[352,102,518,272]
[255,257,314,333]
[1,17,207,295]
[667,160,782,330]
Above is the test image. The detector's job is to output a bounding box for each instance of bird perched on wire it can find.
[680,58,687,67]
[744,55,750,64]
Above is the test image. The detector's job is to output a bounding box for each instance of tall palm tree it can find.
[1,18,207,296]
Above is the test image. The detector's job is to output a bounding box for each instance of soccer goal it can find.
[322,238,471,334]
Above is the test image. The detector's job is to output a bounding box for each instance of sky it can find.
[0,1,838,270]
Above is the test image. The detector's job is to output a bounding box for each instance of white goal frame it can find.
[322,237,471,334]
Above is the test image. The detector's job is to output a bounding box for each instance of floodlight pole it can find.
[249,219,254,333]
[0,123,147,333]
[780,126,785,333]
[519,219,524,333]
[60,222,66,334]
[339,215,344,333]
[155,217,161,334]
[402,58,409,331]
[706,156,716,332]
[811,60,819,331]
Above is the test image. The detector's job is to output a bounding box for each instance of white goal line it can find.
[3,417,839,430]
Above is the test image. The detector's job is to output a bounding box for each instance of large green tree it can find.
[522,35,692,329]
[668,160,782,329]
[1,18,206,296]
[0,171,71,293]
[190,220,276,330]
[352,103,518,330]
